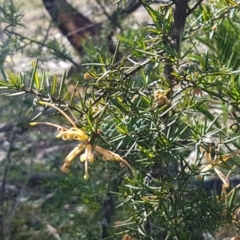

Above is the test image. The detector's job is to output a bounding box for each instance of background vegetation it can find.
[1,0,240,239]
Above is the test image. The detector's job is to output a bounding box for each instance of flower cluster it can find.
[30,101,133,179]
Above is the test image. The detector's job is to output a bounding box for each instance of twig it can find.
[4,30,81,69]
[187,5,237,35]
[66,21,104,37]
[187,0,203,16]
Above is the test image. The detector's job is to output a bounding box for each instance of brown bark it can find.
[42,0,100,55]
[165,0,203,86]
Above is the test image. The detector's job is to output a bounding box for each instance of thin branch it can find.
[187,0,203,16]
[95,0,112,20]
[1,87,87,119]
[122,1,142,15]
[66,21,103,37]
[187,5,237,35]
[4,30,81,69]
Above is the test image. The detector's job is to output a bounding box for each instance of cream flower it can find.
[30,101,133,179]
[199,144,240,188]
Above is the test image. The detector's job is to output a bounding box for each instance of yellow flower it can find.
[61,143,86,174]
[30,101,133,178]
[56,127,89,141]
[80,144,94,163]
